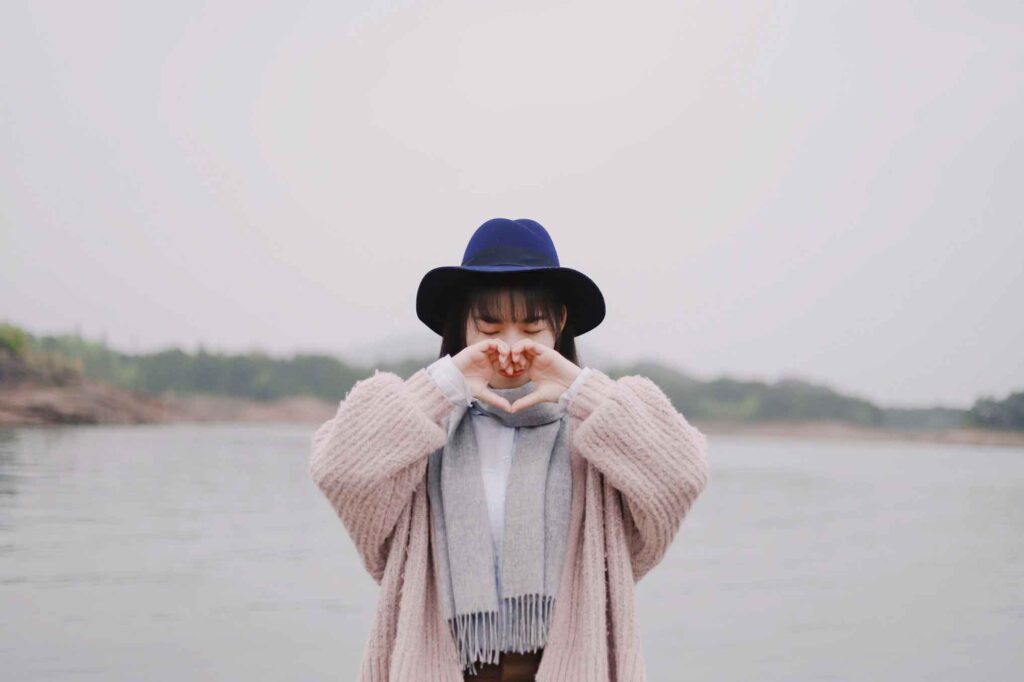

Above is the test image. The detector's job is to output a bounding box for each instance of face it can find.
[464,291,567,388]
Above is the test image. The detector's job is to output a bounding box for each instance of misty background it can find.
[4,4,1024,681]
[2,0,1022,409]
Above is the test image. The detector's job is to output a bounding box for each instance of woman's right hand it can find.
[451,339,515,412]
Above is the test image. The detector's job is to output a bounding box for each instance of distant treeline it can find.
[2,321,1021,430]
[965,391,1024,430]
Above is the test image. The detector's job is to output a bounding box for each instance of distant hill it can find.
[2,320,1018,431]
[966,391,1024,430]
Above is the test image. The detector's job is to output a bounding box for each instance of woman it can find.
[309,218,710,681]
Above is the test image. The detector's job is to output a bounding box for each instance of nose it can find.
[498,330,528,348]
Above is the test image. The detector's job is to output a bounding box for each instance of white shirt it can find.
[426,354,592,594]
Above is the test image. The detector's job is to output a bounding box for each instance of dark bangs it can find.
[438,271,580,366]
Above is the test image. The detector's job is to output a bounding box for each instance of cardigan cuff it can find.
[405,366,457,426]
[566,367,617,422]
[426,354,474,407]
[558,366,592,409]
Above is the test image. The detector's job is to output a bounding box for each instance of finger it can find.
[513,337,542,360]
[510,338,529,365]
[516,351,530,372]
[476,387,512,412]
[495,339,510,368]
[481,339,509,369]
[512,343,537,374]
[487,338,507,358]
[496,340,519,373]
[508,347,526,373]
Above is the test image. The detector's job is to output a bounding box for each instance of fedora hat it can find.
[416,218,606,337]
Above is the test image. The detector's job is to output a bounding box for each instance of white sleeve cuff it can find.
[558,366,592,408]
[426,354,473,407]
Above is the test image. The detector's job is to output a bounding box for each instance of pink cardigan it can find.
[309,364,711,681]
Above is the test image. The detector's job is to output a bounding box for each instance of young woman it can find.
[310,218,710,681]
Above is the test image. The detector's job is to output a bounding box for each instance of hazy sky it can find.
[2,1,1021,408]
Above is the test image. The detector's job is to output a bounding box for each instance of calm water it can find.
[1,424,1021,681]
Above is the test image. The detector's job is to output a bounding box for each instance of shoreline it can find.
[2,382,1022,448]
[697,419,1024,448]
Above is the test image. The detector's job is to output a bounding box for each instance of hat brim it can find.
[416,265,605,338]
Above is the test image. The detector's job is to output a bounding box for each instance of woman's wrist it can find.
[559,366,591,405]
[426,354,473,407]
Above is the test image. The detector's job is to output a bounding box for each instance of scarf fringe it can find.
[450,593,555,676]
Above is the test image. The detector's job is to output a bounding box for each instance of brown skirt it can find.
[462,647,544,681]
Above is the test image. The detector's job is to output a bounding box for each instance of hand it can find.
[506,338,582,413]
[450,339,515,411]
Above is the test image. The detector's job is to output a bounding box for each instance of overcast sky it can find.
[2,0,1021,408]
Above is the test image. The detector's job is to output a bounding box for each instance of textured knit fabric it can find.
[426,378,571,674]
[309,364,711,681]
[426,354,592,597]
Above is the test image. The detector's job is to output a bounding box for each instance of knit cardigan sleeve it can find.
[566,367,711,582]
[309,367,455,584]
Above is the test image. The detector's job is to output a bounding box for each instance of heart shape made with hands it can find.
[462,338,581,414]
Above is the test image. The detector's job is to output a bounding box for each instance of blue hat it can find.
[416,218,606,337]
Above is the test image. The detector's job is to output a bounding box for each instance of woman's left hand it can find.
[502,338,582,412]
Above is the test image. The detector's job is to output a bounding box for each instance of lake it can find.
[1,424,1021,681]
